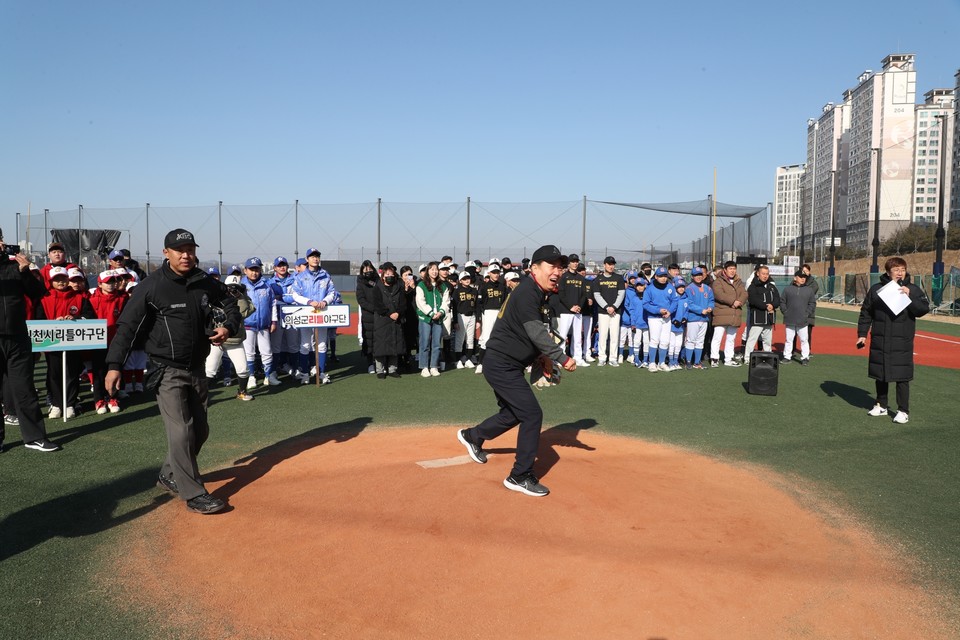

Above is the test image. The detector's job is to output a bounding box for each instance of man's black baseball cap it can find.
[568,253,580,262]
[603,256,617,265]
[164,228,198,249]
[531,245,568,267]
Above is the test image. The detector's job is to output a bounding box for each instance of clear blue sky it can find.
[2,0,958,262]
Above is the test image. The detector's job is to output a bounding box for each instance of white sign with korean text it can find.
[28,320,109,352]
[280,304,351,329]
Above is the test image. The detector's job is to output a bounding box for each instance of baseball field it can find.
[2,304,959,639]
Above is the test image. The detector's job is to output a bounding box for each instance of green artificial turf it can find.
[1,332,958,639]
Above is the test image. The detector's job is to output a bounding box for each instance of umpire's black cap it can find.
[531,245,568,267]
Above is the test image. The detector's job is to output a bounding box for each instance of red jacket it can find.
[37,288,93,321]
[89,289,129,341]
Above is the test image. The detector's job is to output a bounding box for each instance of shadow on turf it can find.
[202,417,372,501]
[820,380,874,409]
[3,396,159,449]
[0,467,174,562]
[483,418,599,479]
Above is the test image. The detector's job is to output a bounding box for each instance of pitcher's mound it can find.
[119,426,954,639]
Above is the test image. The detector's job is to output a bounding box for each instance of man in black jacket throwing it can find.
[105,229,241,514]
[457,245,576,497]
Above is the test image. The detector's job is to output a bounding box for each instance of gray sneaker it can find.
[457,429,487,464]
[503,473,550,497]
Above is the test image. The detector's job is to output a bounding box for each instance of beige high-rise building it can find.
[802,100,850,256]
[951,69,960,225]
[912,88,955,226]
[773,164,805,253]
[844,54,917,250]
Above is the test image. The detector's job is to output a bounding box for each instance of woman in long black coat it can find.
[372,262,406,379]
[355,260,379,373]
[856,257,929,424]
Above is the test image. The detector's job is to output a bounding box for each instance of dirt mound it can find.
[117,427,956,639]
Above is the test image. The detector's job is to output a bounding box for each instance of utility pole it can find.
[870,148,882,274]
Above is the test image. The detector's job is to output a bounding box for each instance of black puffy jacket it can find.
[105,261,241,371]
[857,273,930,382]
[0,258,46,336]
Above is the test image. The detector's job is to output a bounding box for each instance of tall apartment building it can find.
[843,54,917,250]
[802,101,850,254]
[952,69,960,224]
[912,88,955,225]
[773,164,805,252]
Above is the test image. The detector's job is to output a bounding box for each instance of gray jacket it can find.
[780,283,817,327]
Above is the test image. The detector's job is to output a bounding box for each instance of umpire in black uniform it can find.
[457,244,576,497]
[105,229,241,514]
[0,229,61,452]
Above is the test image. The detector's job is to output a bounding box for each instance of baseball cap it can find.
[530,245,568,266]
[294,258,307,267]
[273,256,289,267]
[576,263,586,273]
[603,256,616,265]
[224,274,243,287]
[504,271,520,281]
[654,266,669,277]
[625,270,638,281]
[501,257,512,264]
[206,266,220,276]
[636,277,649,286]
[67,267,85,280]
[228,264,243,274]
[674,277,687,288]
[305,247,321,257]
[98,269,119,283]
[486,262,501,273]
[439,262,452,270]
[49,266,69,279]
[48,241,65,252]
[794,269,808,278]
[114,267,130,278]
[163,228,198,249]
[567,253,581,263]
[691,267,705,277]
[458,271,472,281]
[244,257,263,269]
[108,249,125,261]
[418,263,427,273]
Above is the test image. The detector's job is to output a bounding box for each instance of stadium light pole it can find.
[377,198,382,266]
[870,147,882,274]
[77,204,83,266]
[294,199,299,262]
[465,196,471,263]
[829,135,841,279]
[15,211,20,248]
[581,195,587,263]
[798,184,806,267]
[218,201,223,273]
[933,114,947,278]
[766,202,772,261]
[708,194,714,266]
[145,203,151,274]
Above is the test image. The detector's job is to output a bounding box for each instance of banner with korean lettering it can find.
[28,320,109,352]
[279,304,351,329]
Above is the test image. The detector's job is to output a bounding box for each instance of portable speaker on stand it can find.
[748,352,779,396]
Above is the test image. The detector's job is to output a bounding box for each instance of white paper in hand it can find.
[877,279,910,315]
